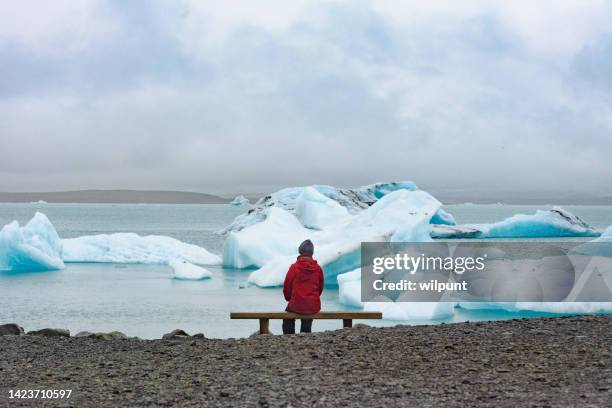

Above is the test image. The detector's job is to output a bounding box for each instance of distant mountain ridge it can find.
[0,190,230,204]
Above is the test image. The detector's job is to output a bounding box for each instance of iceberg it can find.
[431,207,599,239]
[243,189,441,287]
[62,233,221,265]
[230,195,250,206]
[0,212,65,272]
[169,259,212,280]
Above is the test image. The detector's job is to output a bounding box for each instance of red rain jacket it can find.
[283,255,324,314]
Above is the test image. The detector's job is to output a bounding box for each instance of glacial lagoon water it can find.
[1,202,611,338]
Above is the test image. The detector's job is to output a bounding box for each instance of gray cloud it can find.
[0,1,611,196]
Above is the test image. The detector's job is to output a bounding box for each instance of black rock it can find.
[76,331,127,340]
[162,329,190,339]
[27,328,70,337]
[0,323,25,336]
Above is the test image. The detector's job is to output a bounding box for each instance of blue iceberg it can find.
[431,207,599,239]
[0,212,65,272]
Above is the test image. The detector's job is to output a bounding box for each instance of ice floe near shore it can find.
[0,212,65,272]
[431,207,599,239]
[169,259,212,280]
[63,233,221,265]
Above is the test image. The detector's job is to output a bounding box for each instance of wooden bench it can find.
[230,311,383,334]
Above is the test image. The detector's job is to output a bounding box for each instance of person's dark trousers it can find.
[282,307,313,334]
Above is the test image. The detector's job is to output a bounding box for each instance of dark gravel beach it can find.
[1,316,611,407]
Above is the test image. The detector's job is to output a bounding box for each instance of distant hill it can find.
[0,190,230,204]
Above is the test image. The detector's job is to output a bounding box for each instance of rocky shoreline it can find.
[1,315,611,407]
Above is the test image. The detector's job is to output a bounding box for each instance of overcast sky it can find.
[1,1,611,195]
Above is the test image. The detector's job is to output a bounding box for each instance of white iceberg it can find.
[169,259,212,280]
[242,189,441,287]
[230,195,250,206]
[431,207,599,239]
[62,233,221,265]
[0,212,65,272]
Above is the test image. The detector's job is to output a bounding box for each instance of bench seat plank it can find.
[230,311,382,320]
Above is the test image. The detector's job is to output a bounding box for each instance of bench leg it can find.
[259,318,270,334]
[343,319,352,328]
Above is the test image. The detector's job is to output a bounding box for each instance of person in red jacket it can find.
[282,239,324,334]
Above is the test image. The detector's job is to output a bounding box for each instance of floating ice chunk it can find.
[62,233,221,265]
[295,187,350,229]
[432,207,599,239]
[0,212,65,272]
[482,207,598,238]
[219,181,419,233]
[230,195,250,206]
[169,259,212,280]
